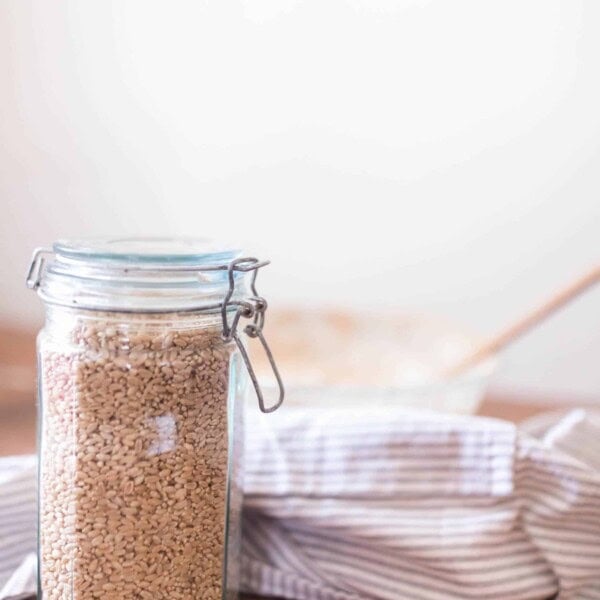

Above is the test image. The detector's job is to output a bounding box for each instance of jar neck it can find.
[38,257,251,313]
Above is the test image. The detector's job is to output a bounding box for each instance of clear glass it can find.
[34,238,248,600]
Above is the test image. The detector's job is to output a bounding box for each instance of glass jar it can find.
[27,238,284,600]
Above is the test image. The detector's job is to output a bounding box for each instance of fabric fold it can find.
[242,406,600,599]
[2,407,600,599]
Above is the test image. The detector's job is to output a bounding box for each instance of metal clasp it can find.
[220,258,285,414]
[26,247,54,290]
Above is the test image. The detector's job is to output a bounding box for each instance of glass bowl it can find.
[253,309,497,415]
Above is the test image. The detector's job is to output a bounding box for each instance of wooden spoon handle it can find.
[446,264,600,378]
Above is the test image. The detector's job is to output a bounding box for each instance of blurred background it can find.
[1,0,599,452]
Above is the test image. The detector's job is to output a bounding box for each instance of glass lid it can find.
[53,237,242,266]
[30,236,250,312]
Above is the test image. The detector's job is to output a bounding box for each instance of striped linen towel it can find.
[2,407,600,599]
[242,405,600,600]
[0,456,36,597]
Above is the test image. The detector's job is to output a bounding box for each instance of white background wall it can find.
[0,0,598,400]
